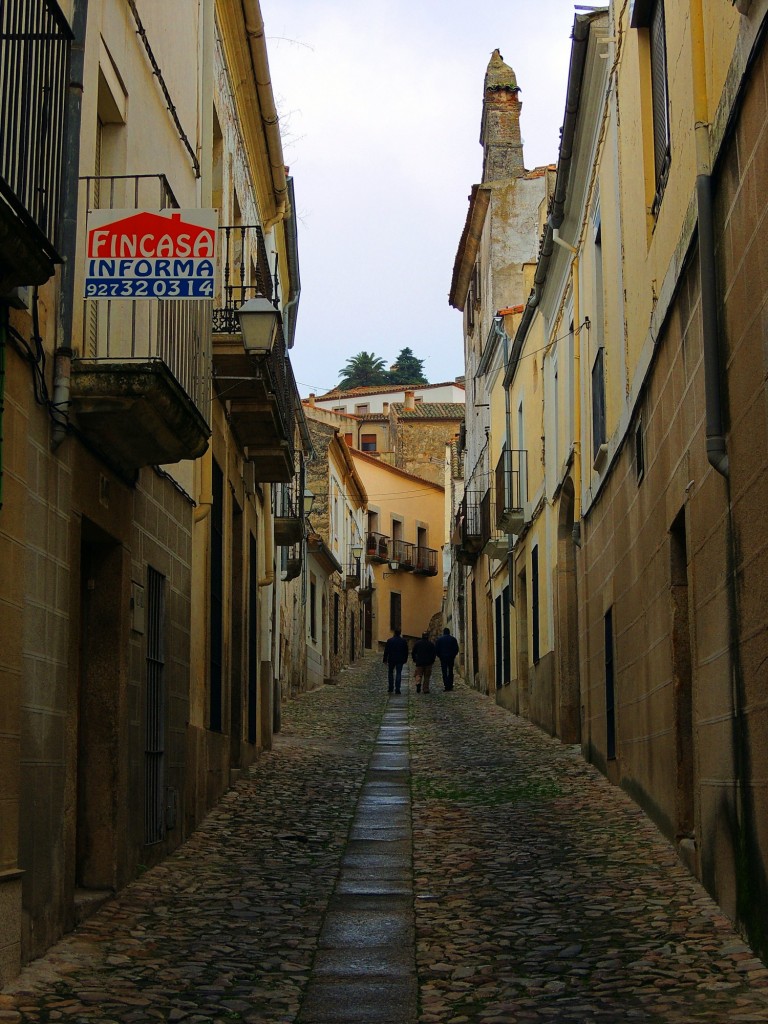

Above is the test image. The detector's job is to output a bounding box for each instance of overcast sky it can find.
[259,0,579,397]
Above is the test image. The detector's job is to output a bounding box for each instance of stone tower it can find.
[480,49,525,181]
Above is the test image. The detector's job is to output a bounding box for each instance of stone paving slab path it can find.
[2,653,768,1024]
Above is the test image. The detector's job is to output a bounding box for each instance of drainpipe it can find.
[691,0,728,477]
[52,0,88,450]
[552,229,583,537]
[242,0,288,229]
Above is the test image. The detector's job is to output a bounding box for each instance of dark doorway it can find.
[502,585,511,684]
[470,579,479,682]
[517,568,529,716]
[144,567,166,846]
[495,594,503,689]
[671,510,695,839]
[247,533,258,746]
[77,519,123,888]
[229,499,243,767]
[209,459,224,732]
[556,478,581,742]
[605,608,616,761]
[349,610,355,661]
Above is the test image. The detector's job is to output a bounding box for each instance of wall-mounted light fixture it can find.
[383,558,400,579]
[351,543,363,560]
[237,296,281,354]
[302,488,315,517]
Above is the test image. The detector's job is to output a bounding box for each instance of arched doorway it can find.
[556,478,581,742]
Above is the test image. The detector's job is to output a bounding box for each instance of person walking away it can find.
[383,628,409,694]
[435,627,459,690]
[411,631,437,694]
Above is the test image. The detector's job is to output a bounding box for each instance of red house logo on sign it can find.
[85,209,218,299]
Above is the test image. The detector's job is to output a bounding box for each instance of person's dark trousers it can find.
[388,663,403,693]
[440,657,455,690]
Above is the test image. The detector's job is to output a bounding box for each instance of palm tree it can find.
[337,351,390,390]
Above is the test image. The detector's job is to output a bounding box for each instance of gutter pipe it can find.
[52,0,88,450]
[691,0,728,477]
[242,0,288,228]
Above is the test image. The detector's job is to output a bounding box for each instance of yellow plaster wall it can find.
[353,455,445,645]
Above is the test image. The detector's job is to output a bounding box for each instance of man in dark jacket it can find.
[435,627,460,690]
[383,628,409,694]
[411,631,437,694]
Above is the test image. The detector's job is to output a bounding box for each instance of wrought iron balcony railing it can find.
[453,491,483,563]
[273,453,305,547]
[365,531,391,563]
[282,541,302,582]
[0,0,72,258]
[392,539,416,570]
[495,447,527,532]
[79,174,211,420]
[413,547,438,576]
[212,224,273,334]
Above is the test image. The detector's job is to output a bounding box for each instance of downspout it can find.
[552,230,582,538]
[52,0,88,450]
[691,0,728,477]
[242,0,288,228]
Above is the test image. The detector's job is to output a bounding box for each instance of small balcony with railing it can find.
[413,546,438,576]
[392,539,416,571]
[345,558,362,590]
[453,491,483,564]
[0,1,71,292]
[69,175,211,473]
[273,454,305,547]
[478,448,527,559]
[281,541,302,582]
[495,447,527,535]
[365,531,391,563]
[211,224,296,483]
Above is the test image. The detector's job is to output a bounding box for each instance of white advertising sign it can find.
[85,209,218,299]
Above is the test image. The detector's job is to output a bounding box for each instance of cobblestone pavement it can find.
[2,654,768,1024]
[409,681,768,1023]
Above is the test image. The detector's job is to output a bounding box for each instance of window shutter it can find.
[650,0,670,189]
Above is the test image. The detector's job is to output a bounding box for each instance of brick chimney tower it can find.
[481,49,524,181]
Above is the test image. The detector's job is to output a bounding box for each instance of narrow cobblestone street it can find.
[2,653,768,1024]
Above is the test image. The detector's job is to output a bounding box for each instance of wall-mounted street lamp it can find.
[383,558,400,579]
[302,488,316,517]
[351,543,363,560]
[237,296,281,355]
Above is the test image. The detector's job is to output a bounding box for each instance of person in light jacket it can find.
[435,627,459,691]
